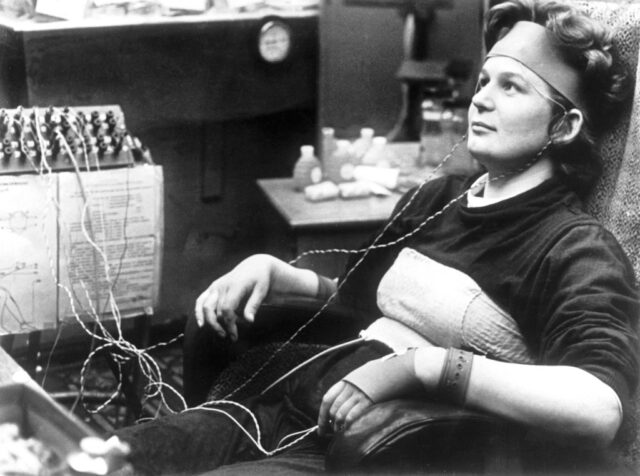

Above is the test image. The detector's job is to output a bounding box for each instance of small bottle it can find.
[350,127,374,163]
[418,100,443,167]
[361,136,388,166]
[292,145,322,191]
[321,127,336,165]
[324,139,354,183]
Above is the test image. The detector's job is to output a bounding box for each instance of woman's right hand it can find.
[194,254,277,341]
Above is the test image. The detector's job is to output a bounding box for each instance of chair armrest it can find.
[326,399,521,473]
[246,297,369,346]
[183,296,371,406]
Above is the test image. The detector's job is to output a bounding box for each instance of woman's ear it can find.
[551,108,584,145]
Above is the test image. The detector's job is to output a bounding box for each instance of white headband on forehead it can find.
[486,21,585,112]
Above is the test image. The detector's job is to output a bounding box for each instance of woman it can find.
[117,0,639,474]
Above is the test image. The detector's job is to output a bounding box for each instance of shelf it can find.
[0,8,316,32]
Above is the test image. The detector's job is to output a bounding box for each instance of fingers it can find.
[223,313,239,342]
[194,291,205,327]
[328,386,355,433]
[195,281,248,341]
[318,382,372,436]
[343,396,372,429]
[318,381,344,436]
[214,289,241,341]
[218,287,248,342]
[195,285,230,338]
[331,382,372,433]
[193,256,273,339]
[243,281,268,322]
[196,288,226,338]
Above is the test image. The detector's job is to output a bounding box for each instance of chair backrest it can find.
[571,2,640,470]
[574,1,640,280]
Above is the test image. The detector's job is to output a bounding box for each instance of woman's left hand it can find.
[318,381,373,436]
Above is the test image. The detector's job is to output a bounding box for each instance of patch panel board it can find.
[0,105,148,175]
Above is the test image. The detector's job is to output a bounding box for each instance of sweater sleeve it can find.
[537,224,640,411]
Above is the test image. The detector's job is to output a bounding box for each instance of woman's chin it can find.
[466,152,511,176]
[466,145,491,165]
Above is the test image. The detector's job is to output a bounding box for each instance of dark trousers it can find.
[115,341,391,476]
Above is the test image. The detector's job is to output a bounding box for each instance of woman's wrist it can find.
[315,274,337,300]
[270,257,324,297]
[413,346,447,392]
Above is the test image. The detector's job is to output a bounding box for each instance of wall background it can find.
[319,0,485,139]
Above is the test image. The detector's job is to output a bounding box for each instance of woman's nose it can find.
[471,84,494,111]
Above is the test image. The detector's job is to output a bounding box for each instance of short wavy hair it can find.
[485,0,632,197]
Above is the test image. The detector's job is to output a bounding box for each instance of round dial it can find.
[258,20,292,63]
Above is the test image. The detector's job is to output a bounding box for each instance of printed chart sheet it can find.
[0,165,163,334]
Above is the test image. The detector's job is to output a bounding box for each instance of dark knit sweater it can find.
[337,174,640,409]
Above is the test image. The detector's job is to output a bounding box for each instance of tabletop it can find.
[257,178,402,230]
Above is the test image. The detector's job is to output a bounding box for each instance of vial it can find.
[350,127,374,163]
[292,145,322,191]
[361,136,388,166]
[324,140,354,183]
[321,127,336,165]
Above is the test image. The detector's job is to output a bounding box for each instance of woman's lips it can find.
[470,121,496,132]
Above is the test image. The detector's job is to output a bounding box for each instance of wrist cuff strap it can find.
[437,348,474,406]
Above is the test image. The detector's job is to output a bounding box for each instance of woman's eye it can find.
[502,81,521,93]
[475,77,489,92]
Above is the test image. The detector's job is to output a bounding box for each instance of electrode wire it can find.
[60,121,130,336]
[64,111,134,330]
[141,135,472,453]
[32,108,99,388]
[219,135,467,402]
[182,400,319,457]
[60,144,168,413]
[53,129,126,411]
[11,107,178,417]
[195,138,553,454]
[259,336,365,396]
[6,106,553,457]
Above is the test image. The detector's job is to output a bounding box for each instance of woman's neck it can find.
[483,158,554,201]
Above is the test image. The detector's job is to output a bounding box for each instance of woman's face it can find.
[467,56,555,173]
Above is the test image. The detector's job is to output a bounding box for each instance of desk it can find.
[257,177,401,277]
